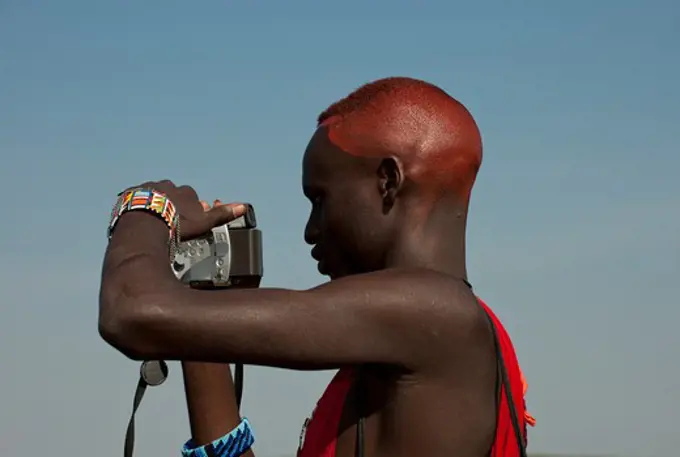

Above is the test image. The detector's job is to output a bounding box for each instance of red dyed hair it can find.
[318,77,483,200]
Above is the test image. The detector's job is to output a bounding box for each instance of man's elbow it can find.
[98,297,158,361]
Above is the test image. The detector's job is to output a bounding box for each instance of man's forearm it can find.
[182,362,255,456]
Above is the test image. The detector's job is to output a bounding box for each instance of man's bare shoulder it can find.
[317,268,491,362]
[385,268,491,356]
[355,267,486,322]
[313,267,480,315]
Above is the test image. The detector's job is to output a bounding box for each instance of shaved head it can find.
[303,77,479,278]
[318,77,483,200]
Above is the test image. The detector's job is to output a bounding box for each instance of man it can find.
[99,77,534,457]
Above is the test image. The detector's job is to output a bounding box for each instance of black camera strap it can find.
[123,360,244,457]
[123,361,168,457]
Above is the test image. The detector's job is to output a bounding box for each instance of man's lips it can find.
[311,246,322,262]
[311,247,330,276]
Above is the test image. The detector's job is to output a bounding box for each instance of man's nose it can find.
[304,214,319,246]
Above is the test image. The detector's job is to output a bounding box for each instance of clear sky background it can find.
[1,1,678,456]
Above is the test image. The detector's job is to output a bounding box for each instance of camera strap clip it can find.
[123,361,169,457]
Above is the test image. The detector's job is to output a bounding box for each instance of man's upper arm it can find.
[120,269,482,370]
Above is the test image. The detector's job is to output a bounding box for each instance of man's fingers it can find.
[200,199,232,213]
[205,203,247,228]
[195,199,246,233]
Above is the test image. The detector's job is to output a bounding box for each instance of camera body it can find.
[172,204,263,289]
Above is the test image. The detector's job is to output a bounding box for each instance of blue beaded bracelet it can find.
[181,417,255,457]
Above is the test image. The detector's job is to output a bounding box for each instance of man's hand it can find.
[130,180,247,240]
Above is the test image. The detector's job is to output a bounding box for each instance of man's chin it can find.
[317,261,337,279]
[328,270,356,281]
[321,270,339,280]
[317,261,352,280]
[318,267,341,281]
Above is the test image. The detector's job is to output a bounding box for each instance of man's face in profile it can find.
[302,127,396,279]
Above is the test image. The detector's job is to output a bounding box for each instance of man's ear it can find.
[377,158,403,211]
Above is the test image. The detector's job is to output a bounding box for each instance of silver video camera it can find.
[171,204,263,289]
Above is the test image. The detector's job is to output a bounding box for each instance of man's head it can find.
[303,77,482,279]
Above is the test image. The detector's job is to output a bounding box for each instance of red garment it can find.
[477,298,535,457]
[297,299,534,457]
[297,368,354,457]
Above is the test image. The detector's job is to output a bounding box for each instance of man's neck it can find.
[386,200,469,280]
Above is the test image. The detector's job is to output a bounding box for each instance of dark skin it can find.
[99,127,497,457]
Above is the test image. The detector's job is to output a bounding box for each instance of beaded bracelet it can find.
[181,417,255,457]
[108,187,181,258]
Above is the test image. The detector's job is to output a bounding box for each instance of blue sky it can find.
[1,1,678,456]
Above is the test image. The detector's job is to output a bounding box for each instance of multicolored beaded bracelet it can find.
[108,187,181,258]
